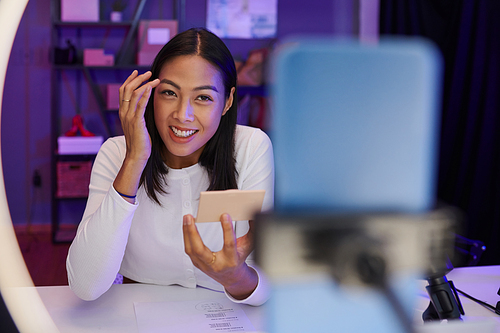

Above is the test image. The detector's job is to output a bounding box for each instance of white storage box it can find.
[60,0,99,22]
[58,136,104,155]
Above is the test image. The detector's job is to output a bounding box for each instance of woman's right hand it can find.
[113,71,160,202]
[119,70,160,166]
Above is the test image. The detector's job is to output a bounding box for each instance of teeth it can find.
[171,127,197,138]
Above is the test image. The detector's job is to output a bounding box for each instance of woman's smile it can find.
[170,126,199,138]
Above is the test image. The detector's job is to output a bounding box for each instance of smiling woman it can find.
[0,0,59,332]
[66,28,274,305]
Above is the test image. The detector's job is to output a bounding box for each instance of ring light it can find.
[0,0,59,331]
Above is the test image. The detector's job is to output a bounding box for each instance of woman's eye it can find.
[196,95,213,102]
[161,90,177,97]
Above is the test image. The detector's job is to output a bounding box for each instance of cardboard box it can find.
[60,0,99,22]
[58,136,104,155]
[83,49,114,67]
[106,84,122,110]
[137,20,178,66]
[56,161,92,198]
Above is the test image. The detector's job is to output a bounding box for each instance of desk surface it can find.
[35,266,500,333]
[414,265,500,332]
[36,284,265,333]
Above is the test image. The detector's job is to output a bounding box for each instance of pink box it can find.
[83,49,114,66]
[137,20,178,66]
[61,0,99,22]
[106,84,122,110]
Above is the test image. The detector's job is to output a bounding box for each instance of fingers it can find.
[135,85,152,120]
[119,71,159,113]
[221,214,237,257]
[183,215,214,266]
[120,70,149,102]
[183,214,252,272]
[235,220,254,259]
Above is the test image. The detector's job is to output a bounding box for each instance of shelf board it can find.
[53,21,133,27]
[55,154,97,161]
[54,64,151,70]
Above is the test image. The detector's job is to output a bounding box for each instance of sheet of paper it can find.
[134,298,256,333]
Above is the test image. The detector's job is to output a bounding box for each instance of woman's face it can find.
[154,55,234,169]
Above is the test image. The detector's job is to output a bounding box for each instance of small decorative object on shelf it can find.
[60,0,99,22]
[54,39,78,65]
[64,114,95,137]
[58,115,103,155]
[110,0,127,22]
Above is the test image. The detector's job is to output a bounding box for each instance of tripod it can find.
[423,270,464,321]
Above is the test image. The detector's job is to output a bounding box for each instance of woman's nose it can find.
[176,99,195,122]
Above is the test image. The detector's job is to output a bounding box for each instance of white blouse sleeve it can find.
[66,137,137,301]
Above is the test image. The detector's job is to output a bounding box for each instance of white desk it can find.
[34,266,500,333]
[36,284,265,333]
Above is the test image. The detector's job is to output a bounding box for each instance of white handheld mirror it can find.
[195,190,266,223]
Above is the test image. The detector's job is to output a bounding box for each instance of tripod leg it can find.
[422,301,440,322]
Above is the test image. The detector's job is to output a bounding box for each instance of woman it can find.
[66,28,274,306]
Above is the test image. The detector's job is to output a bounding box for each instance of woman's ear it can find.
[222,87,236,116]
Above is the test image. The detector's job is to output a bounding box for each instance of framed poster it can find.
[207,0,277,39]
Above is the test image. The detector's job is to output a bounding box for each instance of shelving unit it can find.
[50,0,183,242]
[49,0,268,242]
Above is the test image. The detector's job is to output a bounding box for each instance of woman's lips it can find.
[170,126,198,138]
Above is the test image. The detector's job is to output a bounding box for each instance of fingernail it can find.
[183,215,190,226]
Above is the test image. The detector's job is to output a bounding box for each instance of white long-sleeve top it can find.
[66,125,274,306]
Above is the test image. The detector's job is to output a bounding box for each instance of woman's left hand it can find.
[183,213,258,300]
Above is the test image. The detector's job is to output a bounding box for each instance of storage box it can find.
[83,49,114,66]
[137,20,178,66]
[106,84,122,110]
[60,0,99,22]
[56,161,92,198]
[58,136,104,155]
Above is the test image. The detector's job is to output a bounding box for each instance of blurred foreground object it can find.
[271,37,442,214]
[258,37,464,332]
[256,209,457,333]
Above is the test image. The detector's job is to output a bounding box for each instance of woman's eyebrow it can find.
[159,79,181,90]
[159,79,218,93]
[194,85,219,92]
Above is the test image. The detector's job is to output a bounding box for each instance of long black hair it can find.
[140,28,238,205]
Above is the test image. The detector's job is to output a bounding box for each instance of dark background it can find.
[381,0,500,266]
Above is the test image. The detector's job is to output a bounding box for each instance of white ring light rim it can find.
[0,0,59,331]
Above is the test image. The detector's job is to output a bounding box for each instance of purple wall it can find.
[2,0,355,226]
[2,0,52,226]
